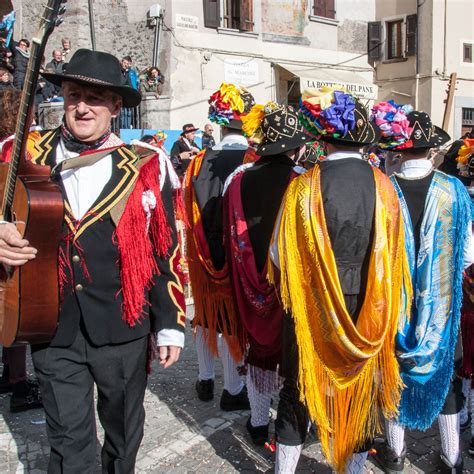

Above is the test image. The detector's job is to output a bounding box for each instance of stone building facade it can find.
[10,0,378,132]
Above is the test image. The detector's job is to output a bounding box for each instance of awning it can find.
[280,64,378,100]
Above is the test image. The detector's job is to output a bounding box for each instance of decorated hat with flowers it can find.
[455,138,474,179]
[371,100,414,149]
[242,102,311,156]
[208,83,255,131]
[299,86,381,146]
[373,104,450,151]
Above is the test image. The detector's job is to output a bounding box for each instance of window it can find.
[463,43,473,63]
[387,20,403,59]
[313,0,335,19]
[462,108,474,136]
[203,0,253,32]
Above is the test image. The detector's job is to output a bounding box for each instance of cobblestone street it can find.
[0,308,473,473]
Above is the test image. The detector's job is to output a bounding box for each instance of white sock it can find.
[438,413,460,467]
[195,326,215,381]
[345,451,368,474]
[220,337,244,396]
[247,365,273,427]
[275,443,302,474]
[385,419,405,457]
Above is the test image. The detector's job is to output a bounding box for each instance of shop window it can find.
[387,20,403,59]
[462,108,474,135]
[463,43,473,63]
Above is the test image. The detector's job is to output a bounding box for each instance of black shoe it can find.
[220,386,250,411]
[439,455,464,473]
[469,438,474,456]
[10,381,43,413]
[246,416,269,446]
[195,379,214,401]
[371,440,406,473]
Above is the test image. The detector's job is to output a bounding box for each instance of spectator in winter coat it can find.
[9,39,30,89]
[139,67,164,97]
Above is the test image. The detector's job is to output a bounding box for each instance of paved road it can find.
[0,308,473,473]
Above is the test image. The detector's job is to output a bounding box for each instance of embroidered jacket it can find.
[28,128,186,348]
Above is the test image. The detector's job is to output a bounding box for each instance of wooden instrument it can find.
[0,0,67,346]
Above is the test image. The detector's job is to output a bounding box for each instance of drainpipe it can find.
[88,0,96,51]
[152,15,162,67]
[415,0,420,109]
[443,0,447,77]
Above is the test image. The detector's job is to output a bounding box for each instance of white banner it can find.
[224,59,259,86]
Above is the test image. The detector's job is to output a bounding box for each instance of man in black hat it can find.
[269,89,406,473]
[371,109,472,474]
[0,48,186,473]
[184,84,253,411]
[170,123,200,178]
[223,102,311,446]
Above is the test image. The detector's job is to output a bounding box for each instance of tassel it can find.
[115,157,171,326]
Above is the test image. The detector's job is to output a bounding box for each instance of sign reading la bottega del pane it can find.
[301,78,378,100]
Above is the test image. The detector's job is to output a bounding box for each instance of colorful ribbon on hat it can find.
[371,100,414,149]
[208,83,251,126]
[456,138,474,177]
[299,86,356,138]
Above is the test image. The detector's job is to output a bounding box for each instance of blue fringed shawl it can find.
[391,171,471,431]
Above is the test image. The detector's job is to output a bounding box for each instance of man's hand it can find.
[179,151,192,160]
[190,146,200,154]
[158,345,181,368]
[0,223,37,266]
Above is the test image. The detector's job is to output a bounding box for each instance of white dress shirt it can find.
[56,139,185,348]
[212,133,248,150]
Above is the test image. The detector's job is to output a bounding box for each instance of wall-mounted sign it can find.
[300,77,377,100]
[175,14,199,30]
[224,58,259,86]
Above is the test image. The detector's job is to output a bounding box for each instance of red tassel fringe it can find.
[114,157,171,326]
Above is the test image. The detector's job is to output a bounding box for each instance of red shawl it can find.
[224,170,283,372]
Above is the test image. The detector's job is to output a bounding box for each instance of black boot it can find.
[0,364,11,394]
[10,380,43,413]
[195,379,214,401]
[439,455,463,473]
[220,385,250,411]
[371,441,406,473]
[246,416,269,446]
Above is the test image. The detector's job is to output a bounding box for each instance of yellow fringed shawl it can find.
[270,166,411,472]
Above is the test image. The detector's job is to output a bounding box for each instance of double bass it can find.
[0,1,67,346]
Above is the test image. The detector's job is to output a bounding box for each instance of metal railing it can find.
[111,106,142,133]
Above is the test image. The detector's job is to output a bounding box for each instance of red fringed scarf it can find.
[223,169,283,372]
[114,157,171,326]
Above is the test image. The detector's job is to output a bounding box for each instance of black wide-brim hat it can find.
[180,123,199,136]
[393,111,450,150]
[318,101,381,147]
[41,48,142,108]
[257,105,312,156]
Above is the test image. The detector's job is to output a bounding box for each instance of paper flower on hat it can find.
[153,130,167,148]
[456,138,474,177]
[299,87,356,138]
[371,100,414,149]
[241,102,279,144]
[208,83,255,126]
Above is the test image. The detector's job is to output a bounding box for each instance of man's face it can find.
[204,125,214,135]
[121,59,130,70]
[19,41,28,52]
[184,131,195,141]
[0,71,9,83]
[53,50,62,62]
[63,81,121,143]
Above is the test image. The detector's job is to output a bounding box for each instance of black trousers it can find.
[32,327,148,474]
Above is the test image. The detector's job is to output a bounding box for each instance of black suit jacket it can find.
[31,129,186,347]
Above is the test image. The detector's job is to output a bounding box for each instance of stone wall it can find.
[11,0,170,80]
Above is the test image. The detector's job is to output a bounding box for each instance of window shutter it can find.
[203,0,220,29]
[368,21,382,61]
[324,0,336,19]
[240,0,253,32]
[313,0,324,16]
[406,14,417,56]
